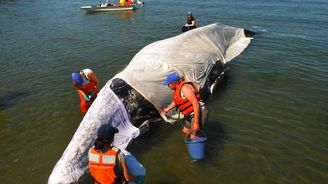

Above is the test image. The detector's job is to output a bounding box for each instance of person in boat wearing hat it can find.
[161,72,208,138]
[100,0,110,7]
[185,11,196,31]
[88,125,137,184]
[71,68,99,113]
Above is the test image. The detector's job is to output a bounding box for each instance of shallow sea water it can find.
[0,0,327,183]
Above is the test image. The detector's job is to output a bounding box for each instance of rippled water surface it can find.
[0,0,327,183]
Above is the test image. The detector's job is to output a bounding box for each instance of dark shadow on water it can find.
[204,120,228,159]
[126,121,177,155]
[202,75,231,160]
[0,91,32,110]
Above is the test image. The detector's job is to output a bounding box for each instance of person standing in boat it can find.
[120,0,133,6]
[185,11,196,31]
[88,125,138,184]
[161,72,208,138]
[71,68,99,113]
[101,0,109,7]
[125,0,134,5]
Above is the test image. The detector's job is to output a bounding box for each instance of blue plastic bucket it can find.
[185,131,207,160]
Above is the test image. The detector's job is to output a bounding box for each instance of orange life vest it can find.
[80,81,98,98]
[78,82,98,113]
[88,147,121,184]
[173,81,202,115]
[125,0,133,5]
[77,90,91,113]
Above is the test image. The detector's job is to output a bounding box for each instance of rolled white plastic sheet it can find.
[48,85,139,184]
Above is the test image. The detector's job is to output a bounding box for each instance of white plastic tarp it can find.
[48,85,139,184]
[111,23,252,121]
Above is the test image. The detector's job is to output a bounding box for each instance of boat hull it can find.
[81,5,135,12]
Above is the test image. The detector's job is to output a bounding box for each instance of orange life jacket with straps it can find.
[79,81,98,110]
[173,81,202,115]
[124,0,133,5]
[77,89,92,113]
[80,81,98,97]
[88,146,122,184]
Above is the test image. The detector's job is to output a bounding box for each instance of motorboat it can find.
[81,0,144,13]
[81,4,135,12]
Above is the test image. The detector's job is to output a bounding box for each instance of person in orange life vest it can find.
[161,72,208,138]
[79,68,99,92]
[89,125,137,184]
[71,69,99,113]
[124,0,133,5]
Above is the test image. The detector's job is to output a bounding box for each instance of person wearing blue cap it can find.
[184,10,196,31]
[161,72,208,139]
[71,68,99,113]
[88,124,139,184]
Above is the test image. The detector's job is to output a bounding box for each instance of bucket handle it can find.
[185,130,207,142]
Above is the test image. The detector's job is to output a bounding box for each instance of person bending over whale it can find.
[161,72,208,138]
[71,68,99,113]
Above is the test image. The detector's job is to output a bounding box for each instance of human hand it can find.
[88,92,94,99]
[190,129,199,139]
[161,108,168,115]
[192,124,200,133]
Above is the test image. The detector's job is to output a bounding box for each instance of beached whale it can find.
[48,22,254,183]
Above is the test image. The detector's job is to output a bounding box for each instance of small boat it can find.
[81,4,135,12]
[81,0,143,13]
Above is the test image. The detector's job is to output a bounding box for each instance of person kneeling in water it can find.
[88,125,137,184]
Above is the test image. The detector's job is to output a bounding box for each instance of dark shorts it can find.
[183,106,208,129]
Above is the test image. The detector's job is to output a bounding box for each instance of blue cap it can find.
[97,124,119,142]
[72,72,83,85]
[187,11,192,16]
[164,72,180,86]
